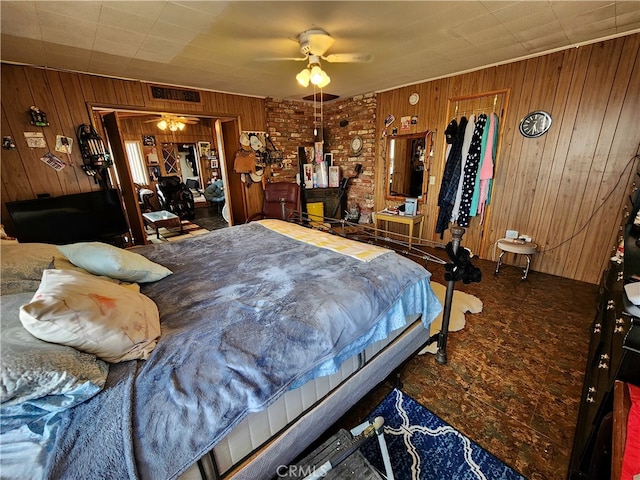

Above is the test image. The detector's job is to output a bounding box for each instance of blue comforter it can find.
[45,222,441,479]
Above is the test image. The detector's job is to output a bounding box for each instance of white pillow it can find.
[1,292,108,405]
[58,242,172,283]
[19,269,161,363]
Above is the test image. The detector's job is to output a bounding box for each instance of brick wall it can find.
[265,93,377,216]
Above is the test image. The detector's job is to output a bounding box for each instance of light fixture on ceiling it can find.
[157,117,186,131]
[296,55,330,89]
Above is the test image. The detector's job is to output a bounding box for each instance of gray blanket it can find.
[47,222,441,479]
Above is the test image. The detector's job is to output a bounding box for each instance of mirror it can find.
[386,131,433,199]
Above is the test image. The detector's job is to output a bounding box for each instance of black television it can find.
[6,189,130,245]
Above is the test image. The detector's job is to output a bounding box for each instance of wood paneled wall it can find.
[2,33,639,283]
[375,34,640,284]
[1,64,266,228]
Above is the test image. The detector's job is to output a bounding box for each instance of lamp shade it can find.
[309,65,324,85]
[296,68,310,87]
[317,70,330,89]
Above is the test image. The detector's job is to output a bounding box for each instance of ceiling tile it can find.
[34,0,101,22]
[42,42,92,70]
[40,21,98,50]
[98,5,156,35]
[136,37,185,63]
[157,2,217,33]
[172,1,228,17]
[88,50,133,75]
[491,4,559,35]
[148,20,200,44]
[0,34,47,65]
[105,1,166,18]
[1,2,41,39]
[94,25,146,57]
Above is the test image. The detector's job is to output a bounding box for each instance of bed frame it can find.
[183,215,468,480]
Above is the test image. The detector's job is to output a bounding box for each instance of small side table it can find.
[142,210,182,239]
[494,239,538,281]
[374,212,424,247]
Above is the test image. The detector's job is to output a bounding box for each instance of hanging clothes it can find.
[457,113,487,227]
[475,112,499,222]
[451,114,476,223]
[437,119,457,207]
[436,116,468,238]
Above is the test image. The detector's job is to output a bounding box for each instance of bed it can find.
[0,219,458,480]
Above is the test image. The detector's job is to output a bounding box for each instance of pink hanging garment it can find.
[477,114,496,223]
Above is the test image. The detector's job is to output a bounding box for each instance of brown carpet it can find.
[332,248,598,480]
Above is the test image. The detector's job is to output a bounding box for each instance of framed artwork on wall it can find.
[148,165,160,182]
[142,135,156,146]
[329,166,340,188]
[198,141,211,158]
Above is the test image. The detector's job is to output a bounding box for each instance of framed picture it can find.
[303,164,314,189]
[142,135,156,146]
[198,141,211,159]
[314,141,323,164]
[144,145,159,164]
[324,153,333,166]
[405,197,418,216]
[329,166,340,188]
[148,165,160,182]
[210,158,218,169]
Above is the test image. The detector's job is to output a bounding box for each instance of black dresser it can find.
[569,165,640,479]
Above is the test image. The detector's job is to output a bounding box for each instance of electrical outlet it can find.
[429,175,436,185]
[505,229,518,239]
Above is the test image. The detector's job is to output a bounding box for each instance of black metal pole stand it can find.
[435,226,465,365]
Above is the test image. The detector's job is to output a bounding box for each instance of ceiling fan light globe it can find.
[318,70,331,88]
[317,72,330,89]
[177,122,185,131]
[296,68,310,87]
[157,120,167,130]
[310,65,324,85]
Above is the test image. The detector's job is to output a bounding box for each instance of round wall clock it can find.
[350,135,363,156]
[519,110,552,138]
[409,93,420,105]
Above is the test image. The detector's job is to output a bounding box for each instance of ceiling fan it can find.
[143,114,200,131]
[264,28,373,88]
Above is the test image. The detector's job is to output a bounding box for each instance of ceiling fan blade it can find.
[257,56,308,62]
[323,53,373,63]
[143,118,160,123]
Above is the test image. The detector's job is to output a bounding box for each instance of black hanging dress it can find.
[436,116,468,238]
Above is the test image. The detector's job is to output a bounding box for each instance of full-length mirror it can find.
[386,131,433,199]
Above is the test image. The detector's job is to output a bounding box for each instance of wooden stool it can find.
[494,239,538,281]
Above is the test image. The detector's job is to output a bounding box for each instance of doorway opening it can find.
[94,108,236,245]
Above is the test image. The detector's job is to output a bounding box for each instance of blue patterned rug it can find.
[361,389,526,480]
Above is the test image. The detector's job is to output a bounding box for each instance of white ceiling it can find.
[2,1,639,102]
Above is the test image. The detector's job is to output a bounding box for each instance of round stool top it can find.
[497,239,538,255]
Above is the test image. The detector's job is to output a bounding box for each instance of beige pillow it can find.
[0,242,89,295]
[19,269,161,363]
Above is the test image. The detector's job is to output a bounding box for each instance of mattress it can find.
[179,313,427,480]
